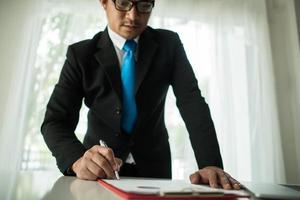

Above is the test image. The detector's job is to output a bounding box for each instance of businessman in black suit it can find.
[41,0,241,189]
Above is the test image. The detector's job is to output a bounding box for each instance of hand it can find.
[71,145,122,180]
[189,166,241,190]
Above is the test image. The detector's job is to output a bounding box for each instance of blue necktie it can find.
[121,40,137,134]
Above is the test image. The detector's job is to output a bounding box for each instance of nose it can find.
[126,5,139,20]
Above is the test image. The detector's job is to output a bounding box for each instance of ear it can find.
[100,0,108,9]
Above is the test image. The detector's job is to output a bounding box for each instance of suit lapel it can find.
[93,27,158,100]
[94,29,123,102]
[135,28,158,94]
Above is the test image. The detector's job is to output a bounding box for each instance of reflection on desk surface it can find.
[2,171,118,200]
[280,184,300,192]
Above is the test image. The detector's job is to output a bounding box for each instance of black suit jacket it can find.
[41,26,223,178]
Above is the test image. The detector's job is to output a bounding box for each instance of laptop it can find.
[242,181,300,199]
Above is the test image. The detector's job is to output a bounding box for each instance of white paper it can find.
[103,177,247,196]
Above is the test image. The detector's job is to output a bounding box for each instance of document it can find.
[104,178,222,195]
[98,177,249,199]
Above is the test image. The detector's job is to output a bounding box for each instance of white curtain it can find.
[152,0,286,183]
[266,0,300,183]
[206,0,285,182]
[0,0,44,199]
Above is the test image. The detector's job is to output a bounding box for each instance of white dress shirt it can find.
[107,26,139,67]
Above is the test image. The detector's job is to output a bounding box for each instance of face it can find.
[100,0,153,39]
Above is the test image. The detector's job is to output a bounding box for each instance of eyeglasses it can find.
[112,0,155,13]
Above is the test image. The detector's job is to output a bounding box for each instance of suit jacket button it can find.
[115,132,121,137]
[115,108,121,115]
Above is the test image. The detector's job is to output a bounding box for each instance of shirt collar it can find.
[107,26,139,50]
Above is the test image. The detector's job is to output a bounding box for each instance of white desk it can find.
[1,171,259,200]
[2,171,118,200]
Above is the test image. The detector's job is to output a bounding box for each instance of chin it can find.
[121,28,145,39]
[122,32,140,40]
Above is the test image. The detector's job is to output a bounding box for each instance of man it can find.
[41,0,241,190]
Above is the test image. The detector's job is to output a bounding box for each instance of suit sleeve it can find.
[41,45,87,175]
[170,33,223,169]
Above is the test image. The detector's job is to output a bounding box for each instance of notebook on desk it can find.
[98,178,250,200]
[242,181,300,200]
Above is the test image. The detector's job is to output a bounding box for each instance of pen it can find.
[99,140,120,180]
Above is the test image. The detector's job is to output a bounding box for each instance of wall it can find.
[267,0,300,183]
[0,0,31,134]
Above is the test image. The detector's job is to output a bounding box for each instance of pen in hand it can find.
[99,140,120,180]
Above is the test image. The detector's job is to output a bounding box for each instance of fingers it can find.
[72,145,121,180]
[221,171,241,189]
[115,158,123,171]
[72,157,99,180]
[87,150,115,178]
[190,167,242,190]
[96,146,119,171]
[189,172,202,184]
[216,170,231,189]
[227,175,241,189]
[207,170,219,188]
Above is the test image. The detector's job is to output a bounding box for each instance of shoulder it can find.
[141,26,182,50]
[67,31,103,55]
[145,26,180,41]
[63,31,108,65]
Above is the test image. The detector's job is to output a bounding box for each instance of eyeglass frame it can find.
[111,0,155,13]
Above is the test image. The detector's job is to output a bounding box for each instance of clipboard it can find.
[97,178,250,200]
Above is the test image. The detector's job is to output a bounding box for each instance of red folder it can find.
[98,179,250,200]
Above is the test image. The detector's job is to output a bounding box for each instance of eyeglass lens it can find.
[115,0,154,13]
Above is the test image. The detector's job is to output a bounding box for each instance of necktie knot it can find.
[123,40,137,52]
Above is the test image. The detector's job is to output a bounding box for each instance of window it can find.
[21,9,105,170]
[21,8,212,179]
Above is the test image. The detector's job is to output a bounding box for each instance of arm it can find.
[170,33,240,189]
[41,45,122,179]
[41,46,86,175]
[170,33,222,169]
